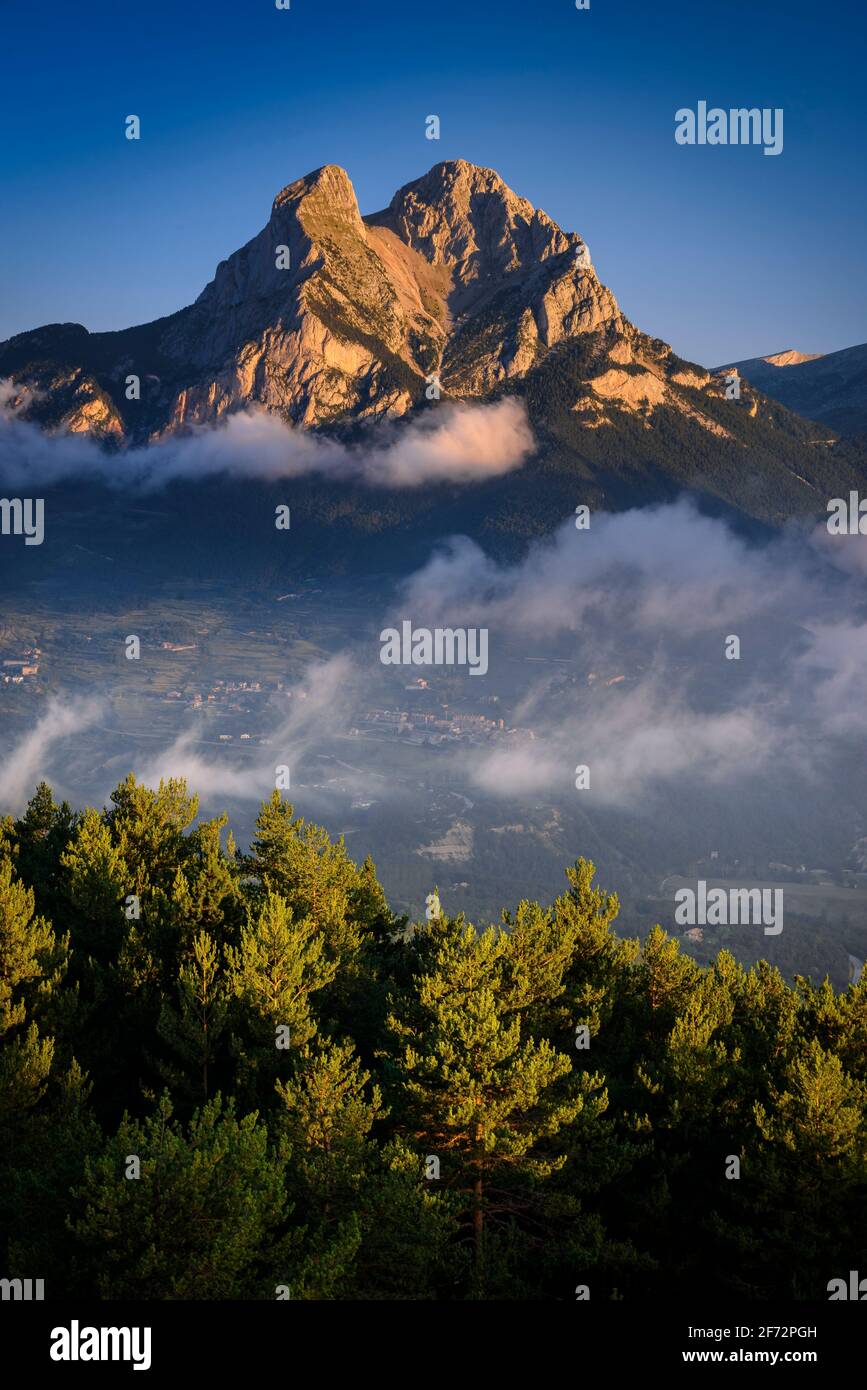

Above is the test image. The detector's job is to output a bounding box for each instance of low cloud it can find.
[0,696,104,812]
[5,500,867,826]
[0,389,533,490]
[396,499,819,638]
[135,656,354,802]
[467,684,778,806]
[387,499,867,806]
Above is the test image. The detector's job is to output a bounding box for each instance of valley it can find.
[4,566,867,990]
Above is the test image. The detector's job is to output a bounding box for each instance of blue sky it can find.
[1,0,864,365]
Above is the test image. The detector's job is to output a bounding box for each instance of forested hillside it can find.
[2,777,865,1301]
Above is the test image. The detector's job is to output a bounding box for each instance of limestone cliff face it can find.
[154,163,428,430]
[1,361,124,440]
[369,160,620,397]
[0,160,791,445]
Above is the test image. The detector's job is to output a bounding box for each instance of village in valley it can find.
[352,677,536,748]
[1,646,41,686]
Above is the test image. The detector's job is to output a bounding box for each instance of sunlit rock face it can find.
[0,159,829,482]
[0,161,645,442]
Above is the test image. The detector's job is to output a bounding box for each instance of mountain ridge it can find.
[718,342,867,437]
[0,160,706,442]
[1,160,865,538]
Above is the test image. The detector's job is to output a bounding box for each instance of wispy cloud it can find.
[0,696,104,812]
[5,501,867,822]
[0,389,533,490]
[135,656,354,802]
[387,499,867,806]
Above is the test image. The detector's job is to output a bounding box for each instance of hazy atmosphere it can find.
[2,0,866,1340]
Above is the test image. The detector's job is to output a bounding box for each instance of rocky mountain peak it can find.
[370,160,585,288]
[192,164,364,326]
[271,163,359,219]
[0,159,763,452]
[1,159,857,530]
[761,349,824,368]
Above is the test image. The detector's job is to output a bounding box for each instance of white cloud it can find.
[0,696,104,812]
[5,500,867,822]
[0,389,533,491]
[135,656,354,801]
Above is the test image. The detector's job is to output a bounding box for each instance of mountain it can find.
[719,343,867,437]
[0,161,609,440]
[1,160,865,540]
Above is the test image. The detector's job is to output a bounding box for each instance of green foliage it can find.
[157,931,229,1102]
[1,777,865,1300]
[69,1093,289,1299]
[0,850,68,1118]
[226,889,336,1097]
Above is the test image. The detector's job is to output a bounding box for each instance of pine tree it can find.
[348,854,397,946]
[245,792,364,963]
[277,1037,385,1207]
[226,891,336,1104]
[157,930,229,1101]
[545,860,639,1068]
[716,1038,867,1298]
[166,815,244,954]
[13,781,76,922]
[274,1038,382,1296]
[0,853,68,1119]
[385,920,592,1280]
[277,1039,465,1299]
[60,806,128,960]
[69,1093,290,1299]
[3,1059,102,1296]
[4,773,867,1301]
[352,1138,464,1301]
[60,803,162,1102]
[106,775,199,897]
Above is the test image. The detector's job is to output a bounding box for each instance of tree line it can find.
[1,776,865,1300]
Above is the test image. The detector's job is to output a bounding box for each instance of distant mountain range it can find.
[718,343,867,438]
[1,161,865,541]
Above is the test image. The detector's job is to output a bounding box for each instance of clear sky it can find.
[1,0,864,366]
